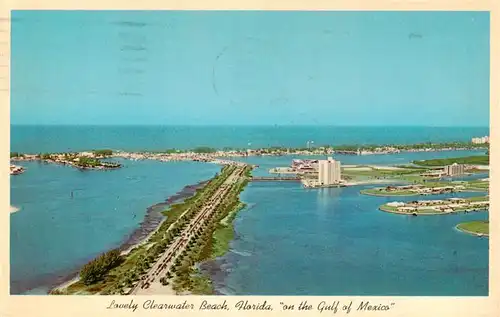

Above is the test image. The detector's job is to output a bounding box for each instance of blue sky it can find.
[11,11,489,126]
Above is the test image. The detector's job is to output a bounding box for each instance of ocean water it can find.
[10,159,221,294]
[211,182,489,296]
[10,125,489,153]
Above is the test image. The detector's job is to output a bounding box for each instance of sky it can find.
[10,11,489,126]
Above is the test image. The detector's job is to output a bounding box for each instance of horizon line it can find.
[10,124,491,128]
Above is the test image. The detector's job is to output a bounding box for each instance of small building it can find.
[387,202,405,207]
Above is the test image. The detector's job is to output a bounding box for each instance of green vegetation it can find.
[323,141,487,152]
[465,180,489,191]
[170,166,252,294]
[361,188,418,196]
[93,149,113,157]
[40,153,53,160]
[212,202,245,258]
[80,249,123,285]
[75,157,102,167]
[456,221,489,236]
[74,157,121,169]
[342,165,431,184]
[10,152,24,158]
[413,155,489,167]
[192,146,217,153]
[362,179,489,197]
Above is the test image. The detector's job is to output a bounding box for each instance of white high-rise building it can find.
[444,163,465,176]
[472,136,489,144]
[318,157,341,185]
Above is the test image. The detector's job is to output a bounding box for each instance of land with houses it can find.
[361,179,489,197]
[10,150,121,170]
[379,196,489,216]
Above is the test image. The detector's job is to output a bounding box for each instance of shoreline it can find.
[455,225,490,237]
[379,205,489,216]
[11,144,488,163]
[50,179,212,294]
[455,221,489,237]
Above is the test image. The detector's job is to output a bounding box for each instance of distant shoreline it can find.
[10,142,488,167]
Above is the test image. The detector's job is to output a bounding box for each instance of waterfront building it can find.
[318,157,341,185]
[472,136,489,144]
[444,163,465,176]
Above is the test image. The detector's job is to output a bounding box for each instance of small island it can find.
[456,221,489,237]
[10,150,122,171]
[361,179,488,197]
[379,196,489,216]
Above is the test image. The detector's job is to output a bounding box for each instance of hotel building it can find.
[472,136,489,144]
[444,163,465,176]
[318,157,341,185]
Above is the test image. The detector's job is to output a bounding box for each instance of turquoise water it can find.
[211,183,488,295]
[11,125,489,153]
[10,159,221,294]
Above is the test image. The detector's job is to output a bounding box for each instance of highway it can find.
[129,165,246,295]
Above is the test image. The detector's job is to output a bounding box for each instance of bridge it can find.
[250,176,301,182]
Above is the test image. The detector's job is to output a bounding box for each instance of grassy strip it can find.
[212,202,246,258]
[456,221,489,236]
[170,168,252,295]
[413,155,489,167]
[361,189,419,196]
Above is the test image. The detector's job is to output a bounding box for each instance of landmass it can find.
[379,196,489,215]
[361,179,489,197]
[11,150,121,170]
[456,221,489,237]
[413,155,489,167]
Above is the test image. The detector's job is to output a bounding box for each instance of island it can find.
[361,179,489,197]
[456,221,489,237]
[379,196,489,215]
[10,150,122,170]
